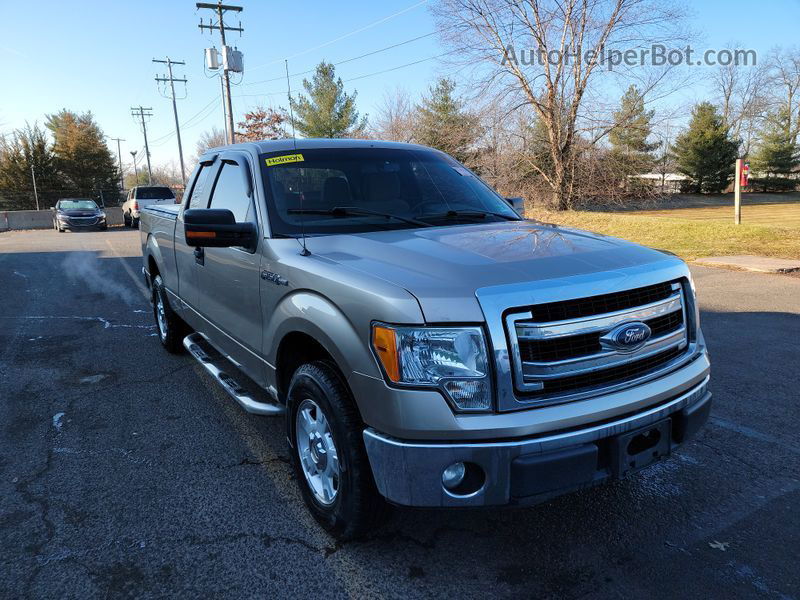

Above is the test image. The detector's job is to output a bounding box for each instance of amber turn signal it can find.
[372,325,400,382]
[186,230,216,239]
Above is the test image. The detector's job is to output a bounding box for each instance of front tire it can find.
[152,274,186,353]
[288,361,388,540]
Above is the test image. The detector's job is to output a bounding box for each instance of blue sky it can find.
[1,0,798,171]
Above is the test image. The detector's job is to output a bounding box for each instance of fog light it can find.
[442,462,466,490]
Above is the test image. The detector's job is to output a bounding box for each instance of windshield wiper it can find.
[287,206,432,228]
[414,209,520,222]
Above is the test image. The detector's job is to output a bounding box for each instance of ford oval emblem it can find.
[601,321,652,352]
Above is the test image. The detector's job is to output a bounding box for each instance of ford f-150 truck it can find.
[140,139,711,539]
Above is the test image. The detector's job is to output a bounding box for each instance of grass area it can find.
[631,202,800,230]
[527,208,800,261]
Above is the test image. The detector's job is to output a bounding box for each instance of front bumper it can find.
[363,377,711,507]
[58,217,106,230]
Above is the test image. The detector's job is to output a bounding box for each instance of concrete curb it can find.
[694,255,800,274]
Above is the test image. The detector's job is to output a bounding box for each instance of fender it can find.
[145,232,171,290]
[264,290,382,388]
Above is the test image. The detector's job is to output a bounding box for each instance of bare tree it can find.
[767,47,800,145]
[432,0,690,209]
[195,127,227,158]
[711,45,768,156]
[372,87,416,142]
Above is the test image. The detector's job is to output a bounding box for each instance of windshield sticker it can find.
[265,153,304,167]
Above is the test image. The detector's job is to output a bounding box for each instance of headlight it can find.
[98,212,106,220]
[372,324,492,411]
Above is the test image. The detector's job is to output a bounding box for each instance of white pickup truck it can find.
[122,186,176,228]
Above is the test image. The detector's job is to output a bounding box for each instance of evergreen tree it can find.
[45,109,120,198]
[290,62,367,138]
[414,78,479,164]
[0,123,64,209]
[609,85,658,176]
[750,107,799,191]
[672,102,739,193]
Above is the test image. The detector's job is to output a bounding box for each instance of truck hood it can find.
[306,221,680,322]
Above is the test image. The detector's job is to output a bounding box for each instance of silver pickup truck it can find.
[140,139,711,539]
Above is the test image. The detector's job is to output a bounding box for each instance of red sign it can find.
[740,162,750,187]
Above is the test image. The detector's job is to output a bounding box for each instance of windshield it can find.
[260,148,519,235]
[136,187,175,200]
[58,200,98,211]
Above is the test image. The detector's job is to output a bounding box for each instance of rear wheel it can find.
[288,361,388,540]
[123,212,131,227]
[152,274,186,353]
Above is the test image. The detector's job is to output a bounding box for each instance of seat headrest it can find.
[322,177,351,205]
[363,172,402,203]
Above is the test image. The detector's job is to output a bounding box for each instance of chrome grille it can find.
[68,216,99,226]
[506,280,690,402]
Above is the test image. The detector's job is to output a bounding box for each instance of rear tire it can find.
[152,274,186,354]
[132,216,139,229]
[288,361,389,540]
[123,212,131,227]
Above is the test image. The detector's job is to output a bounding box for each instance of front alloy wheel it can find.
[288,362,388,539]
[296,398,340,505]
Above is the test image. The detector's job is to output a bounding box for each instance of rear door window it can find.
[208,162,254,223]
[187,164,216,209]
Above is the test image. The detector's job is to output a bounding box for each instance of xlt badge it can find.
[261,270,289,286]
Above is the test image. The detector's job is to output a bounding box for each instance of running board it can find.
[183,333,285,416]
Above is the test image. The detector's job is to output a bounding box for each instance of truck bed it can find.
[140,204,180,295]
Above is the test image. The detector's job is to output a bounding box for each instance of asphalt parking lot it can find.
[1,228,798,599]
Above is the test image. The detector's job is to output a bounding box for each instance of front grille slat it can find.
[528,281,674,323]
[520,308,684,363]
[535,346,685,395]
[508,279,690,401]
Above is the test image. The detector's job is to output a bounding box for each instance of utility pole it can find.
[107,136,125,191]
[130,106,153,184]
[130,150,139,185]
[30,164,39,211]
[154,57,188,184]
[220,74,229,142]
[197,2,243,144]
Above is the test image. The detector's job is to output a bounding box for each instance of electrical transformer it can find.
[223,46,244,73]
[205,47,220,70]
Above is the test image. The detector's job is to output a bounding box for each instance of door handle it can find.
[194,246,204,265]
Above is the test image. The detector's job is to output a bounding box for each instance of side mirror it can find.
[184,208,257,250]
[505,197,525,214]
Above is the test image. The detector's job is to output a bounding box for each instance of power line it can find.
[148,96,219,146]
[344,50,456,83]
[130,106,153,185]
[154,57,188,184]
[243,30,439,87]
[247,0,429,72]
[233,49,458,101]
[240,7,506,91]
